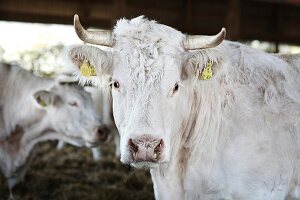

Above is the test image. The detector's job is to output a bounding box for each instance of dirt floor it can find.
[0,140,154,200]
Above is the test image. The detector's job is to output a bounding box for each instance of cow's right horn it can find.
[74,14,114,47]
[184,28,226,50]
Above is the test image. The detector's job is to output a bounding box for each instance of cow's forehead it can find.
[112,51,182,91]
[112,16,184,87]
[113,16,185,53]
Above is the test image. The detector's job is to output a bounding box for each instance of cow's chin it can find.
[61,137,84,147]
[69,140,99,148]
[130,161,160,169]
[62,136,99,148]
[85,141,100,148]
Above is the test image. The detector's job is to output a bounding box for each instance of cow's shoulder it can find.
[275,53,300,70]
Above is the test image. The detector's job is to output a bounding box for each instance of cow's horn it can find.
[74,14,114,47]
[184,28,226,50]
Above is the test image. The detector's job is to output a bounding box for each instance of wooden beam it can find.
[0,0,113,27]
[0,0,299,45]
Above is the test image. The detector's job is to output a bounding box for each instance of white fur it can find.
[0,63,101,193]
[67,16,300,200]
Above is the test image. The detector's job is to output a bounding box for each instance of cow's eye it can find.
[113,81,120,89]
[68,101,79,107]
[173,83,179,92]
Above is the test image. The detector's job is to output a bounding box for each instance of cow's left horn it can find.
[184,28,226,50]
[74,14,114,47]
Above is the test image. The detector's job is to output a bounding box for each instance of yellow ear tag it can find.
[200,60,213,80]
[39,100,47,107]
[37,97,47,107]
[80,60,97,77]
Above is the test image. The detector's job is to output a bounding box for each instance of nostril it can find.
[154,139,164,157]
[128,139,139,153]
[97,126,110,141]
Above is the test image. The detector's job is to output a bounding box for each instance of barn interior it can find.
[1,0,300,47]
[0,0,299,199]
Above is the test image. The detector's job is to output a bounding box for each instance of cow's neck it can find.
[3,117,56,164]
[176,81,222,171]
[151,80,223,199]
[0,116,57,171]
[20,117,57,155]
[185,82,222,160]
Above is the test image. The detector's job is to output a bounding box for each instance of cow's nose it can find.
[97,125,110,143]
[128,135,164,162]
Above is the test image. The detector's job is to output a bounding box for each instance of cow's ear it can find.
[66,45,112,88]
[184,49,225,81]
[33,90,55,108]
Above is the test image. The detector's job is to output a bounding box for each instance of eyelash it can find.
[68,101,79,107]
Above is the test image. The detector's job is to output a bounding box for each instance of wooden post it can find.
[226,0,240,41]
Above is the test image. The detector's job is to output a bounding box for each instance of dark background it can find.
[0,0,300,50]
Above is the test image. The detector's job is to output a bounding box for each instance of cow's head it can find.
[33,81,109,147]
[67,15,225,168]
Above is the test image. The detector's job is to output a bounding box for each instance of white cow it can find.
[56,85,120,160]
[67,15,300,200]
[0,63,109,198]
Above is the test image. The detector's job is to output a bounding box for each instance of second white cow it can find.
[0,63,109,198]
[56,84,119,160]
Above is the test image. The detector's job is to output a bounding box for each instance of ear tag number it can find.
[80,60,97,77]
[200,60,213,80]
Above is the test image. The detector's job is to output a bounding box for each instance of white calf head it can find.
[33,82,109,147]
[67,15,225,168]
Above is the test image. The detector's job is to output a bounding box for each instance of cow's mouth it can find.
[130,161,160,169]
[62,136,85,147]
[85,141,100,148]
[62,135,99,148]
